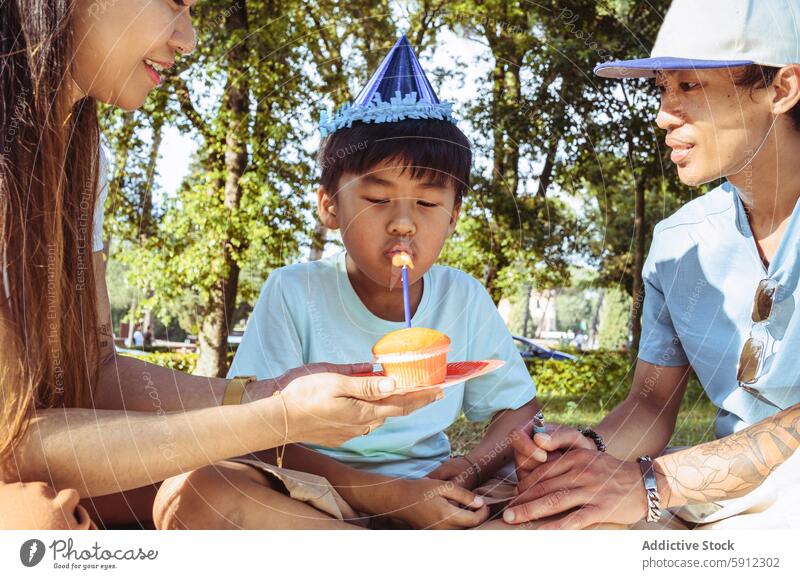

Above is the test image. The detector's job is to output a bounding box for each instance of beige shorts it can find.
[231,458,518,529]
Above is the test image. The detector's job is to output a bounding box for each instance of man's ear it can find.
[770,64,800,117]
[447,197,462,237]
[317,186,339,230]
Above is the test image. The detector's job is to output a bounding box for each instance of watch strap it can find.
[223,376,256,406]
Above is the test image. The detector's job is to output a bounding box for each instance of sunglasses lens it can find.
[737,338,764,384]
[752,279,777,322]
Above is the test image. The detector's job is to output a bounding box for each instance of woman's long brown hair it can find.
[1,0,100,460]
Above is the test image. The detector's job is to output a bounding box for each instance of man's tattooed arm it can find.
[654,403,800,508]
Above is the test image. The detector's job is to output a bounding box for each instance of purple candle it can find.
[392,252,415,328]
[402,265,411,328]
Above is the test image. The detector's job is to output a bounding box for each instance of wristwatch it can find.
[223,375,256,406]
[637,455,661,523]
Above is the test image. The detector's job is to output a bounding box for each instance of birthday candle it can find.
[392,253,414,328]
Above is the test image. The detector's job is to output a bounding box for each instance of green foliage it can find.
[597,288,631,349]
[121,351,198,374]
[446,350,717,454]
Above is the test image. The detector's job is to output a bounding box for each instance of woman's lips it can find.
[143,61,162,85]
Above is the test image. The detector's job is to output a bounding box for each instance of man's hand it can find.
[503,449,649,529]
[426,456,480,489]
[511,424,595,484]
[245,362,373,402]
[379,478,490,530]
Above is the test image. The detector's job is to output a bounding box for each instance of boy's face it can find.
[655,68,776,186]
[318,161,461,288]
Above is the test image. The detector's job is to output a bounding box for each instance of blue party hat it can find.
[319,34,455,137]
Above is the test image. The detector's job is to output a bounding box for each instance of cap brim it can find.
[594,57,754,78]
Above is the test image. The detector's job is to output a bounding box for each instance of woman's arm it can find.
[92,254,370,411]
[5,400,293,497]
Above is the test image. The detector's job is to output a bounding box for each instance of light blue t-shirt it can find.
[640,182,800,438]
[229,252,536,479]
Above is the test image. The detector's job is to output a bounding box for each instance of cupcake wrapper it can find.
[380,352,448,389]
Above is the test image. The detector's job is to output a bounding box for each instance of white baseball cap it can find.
[595,0,800,78]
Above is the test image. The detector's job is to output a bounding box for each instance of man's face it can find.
[320,161,460,288]
[655,68,775,186]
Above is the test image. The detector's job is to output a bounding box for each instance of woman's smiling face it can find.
[71,0,197,109]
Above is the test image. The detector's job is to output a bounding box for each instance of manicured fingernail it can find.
[379,379,396,392]
[504,510,515,523]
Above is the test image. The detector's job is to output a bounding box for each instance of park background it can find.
[101,0,717,447]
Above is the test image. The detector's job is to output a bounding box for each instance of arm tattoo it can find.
[656,403,800,507]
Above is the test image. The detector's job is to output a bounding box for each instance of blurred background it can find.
[102,0,715,445]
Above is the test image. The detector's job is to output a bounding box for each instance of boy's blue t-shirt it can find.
[229,252,536,479]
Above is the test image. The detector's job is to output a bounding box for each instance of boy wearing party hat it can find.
[154,35,539,530]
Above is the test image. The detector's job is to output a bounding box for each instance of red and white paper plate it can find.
[355,359,505,392]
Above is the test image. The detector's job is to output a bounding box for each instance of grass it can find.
[446,375,718,455]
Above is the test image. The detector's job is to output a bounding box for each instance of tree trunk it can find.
[630,177,646,357]
[308,221,327,261]
[195,0,250,378]
[521,284,532,337]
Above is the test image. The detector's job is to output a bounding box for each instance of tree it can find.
[597,287,631,350]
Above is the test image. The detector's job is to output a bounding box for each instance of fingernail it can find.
[504,510,515,523]
[379,379,396,393]
[435,392,444,401]
[537,433,552,442]
[474,496,485,507]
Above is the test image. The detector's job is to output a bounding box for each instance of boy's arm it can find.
[428,397,540,488]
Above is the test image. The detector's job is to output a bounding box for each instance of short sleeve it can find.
[92,145,110,253]
[227,271,305,379]
[462,282,537,421]
[638,233,689,367]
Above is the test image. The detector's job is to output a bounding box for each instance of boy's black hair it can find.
[734,65,800,131]
[318,118,472,202]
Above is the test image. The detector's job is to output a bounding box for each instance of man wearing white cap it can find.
[504,0,800,530]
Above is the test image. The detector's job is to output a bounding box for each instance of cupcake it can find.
[372,328,451,389]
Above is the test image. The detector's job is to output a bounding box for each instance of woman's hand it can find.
[381,478,489,530]
[503,449,648,529]
[246,363,375,401]
[511,423,596,484]
[278,372,443,447]
[0,481,95,530]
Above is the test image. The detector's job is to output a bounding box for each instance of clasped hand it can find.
[502,425,649,529]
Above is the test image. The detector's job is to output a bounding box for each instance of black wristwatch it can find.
[579,427,607,452]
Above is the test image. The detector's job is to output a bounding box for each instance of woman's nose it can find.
[169,12,197,56]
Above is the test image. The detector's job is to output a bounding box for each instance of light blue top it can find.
[229,252,536,479]
[639,182,800,438]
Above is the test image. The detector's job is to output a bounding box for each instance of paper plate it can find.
[355,360,506,393]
